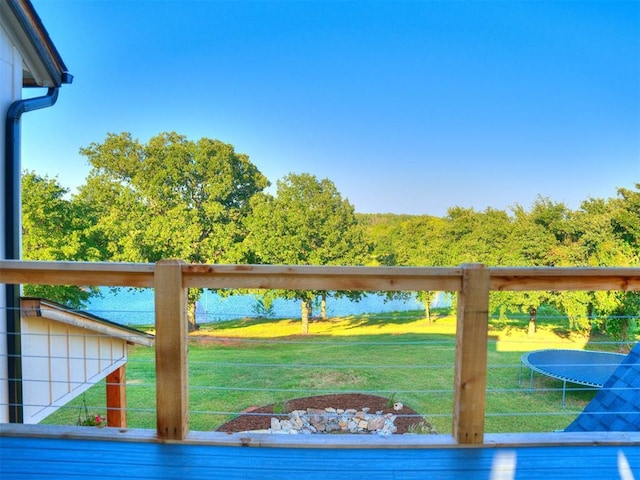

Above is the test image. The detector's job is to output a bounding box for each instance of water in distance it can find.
[85,288,448,326]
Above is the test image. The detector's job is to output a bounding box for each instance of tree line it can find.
[21,132,640,337]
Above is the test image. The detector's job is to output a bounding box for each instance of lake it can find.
[86,288,449,326]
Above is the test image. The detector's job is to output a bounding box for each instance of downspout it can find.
[5,87,59,423]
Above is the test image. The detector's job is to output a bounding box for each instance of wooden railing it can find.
[1,260,639,445]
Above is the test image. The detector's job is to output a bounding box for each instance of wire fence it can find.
[1,298,638,436]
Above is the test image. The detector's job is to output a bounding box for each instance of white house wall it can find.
[0,22,24,425]
[21,316,128,424]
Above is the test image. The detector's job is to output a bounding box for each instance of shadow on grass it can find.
[584,330,637,353]
[198,316,299,331]
[321,309,453,332]
[190,331,459,347]
[327,311,421,330]
[196,309,454,336]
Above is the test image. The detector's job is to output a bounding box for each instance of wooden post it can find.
[154,259,189,440]
[453,263,490,444]
[106,365,126,428]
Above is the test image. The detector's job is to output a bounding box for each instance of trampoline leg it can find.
[562,381,566,408]
[518,362,523,385]
[518,362,535,390]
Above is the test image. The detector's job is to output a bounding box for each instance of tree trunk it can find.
[425,299,431,324]
[187,301,198,332]
[321,292,327,319]
[620,319,629,347]
[528,307,537,335]
[301,300,311,334]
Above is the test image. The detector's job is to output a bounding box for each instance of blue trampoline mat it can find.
[521,349,626,387]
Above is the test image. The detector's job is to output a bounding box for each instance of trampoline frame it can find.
[519,349,626,407]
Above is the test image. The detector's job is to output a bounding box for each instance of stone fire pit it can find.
[216,393,430,435]
[270,407,397,435]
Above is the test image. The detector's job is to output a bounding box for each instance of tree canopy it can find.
[75,132,269,327]
[20,130,640,340]
[77,132,269,264]
[244,173,369,332]
[360,189,640,340]
[21,172,100,307]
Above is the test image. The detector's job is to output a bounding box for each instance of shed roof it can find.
[565,342,640,432]
[0,0,71,87]
[21,298,154,347]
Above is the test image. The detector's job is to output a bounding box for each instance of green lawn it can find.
[43,309,630,434]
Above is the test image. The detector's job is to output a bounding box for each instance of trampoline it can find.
[520,349,626,407]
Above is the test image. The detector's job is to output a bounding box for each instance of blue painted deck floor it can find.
[1,434,639,479]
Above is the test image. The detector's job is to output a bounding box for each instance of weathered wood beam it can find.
[490,267,640,291]
[3,260,639,292]
[453,264,490,445]
[154,260,189,440]
[182,264,463,292]
[0,260,154,287]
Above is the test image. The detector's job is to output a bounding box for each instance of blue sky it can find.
[23,0,640,216]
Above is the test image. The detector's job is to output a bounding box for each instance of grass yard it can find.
[43,309,634,435]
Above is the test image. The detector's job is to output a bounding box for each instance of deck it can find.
[2,262,640,478]
[1,425,639,479]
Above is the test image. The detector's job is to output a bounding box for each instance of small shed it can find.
[20,298,154,425]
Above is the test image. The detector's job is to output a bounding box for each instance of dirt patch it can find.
[216,393,426,434]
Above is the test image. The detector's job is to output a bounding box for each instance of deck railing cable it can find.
[1,261,639,444]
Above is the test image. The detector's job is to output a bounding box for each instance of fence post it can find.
[154,259,189,440]
[453,263,490,444]
[106,365,126,427]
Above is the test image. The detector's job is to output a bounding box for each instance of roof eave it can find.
[0,0,71,88]
[21,298,155,347]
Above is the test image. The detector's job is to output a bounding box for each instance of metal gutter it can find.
[1,0,73,424]
[4,87,61,423]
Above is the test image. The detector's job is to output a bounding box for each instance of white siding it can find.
[21,317,50,420]
[0,22,23,424]
[21,317,128,424]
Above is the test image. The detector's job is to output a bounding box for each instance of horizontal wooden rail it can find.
[182,264,463,291]
[3,260,639,292]
[0,260,155,288]
[490,267,640,291]
[1,260,639,445]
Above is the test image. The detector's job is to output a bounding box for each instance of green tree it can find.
[359,214,448,321]
[21,172,101,307]
[358,213,445,266]
[76,132,269,328]
[496,199,586,334]
[572,197,631,266]
[612,184,640,261]
[440,206,514,266]
[245,173,369,333]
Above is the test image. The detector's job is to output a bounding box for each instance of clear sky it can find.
[22,0,640,217]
